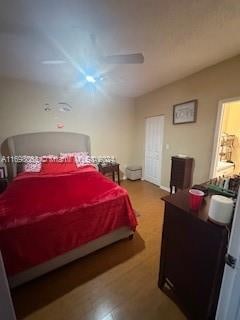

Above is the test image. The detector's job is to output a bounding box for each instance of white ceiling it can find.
[1,0,240,97]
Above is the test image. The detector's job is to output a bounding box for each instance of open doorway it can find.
[210,99,240,179]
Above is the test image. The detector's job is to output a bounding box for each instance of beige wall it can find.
[0,78,135,173]
[134,55,240,188]
[2,55,240,185]
[222,101,240,173]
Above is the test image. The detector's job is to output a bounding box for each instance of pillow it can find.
[40,156,77,174]
[41,154,58,162]
[23,162,42,173]
[22,156,42,173]
[60,152,91,168]
[21,154,58,173]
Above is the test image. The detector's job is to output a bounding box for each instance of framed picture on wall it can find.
[173,99,198,124]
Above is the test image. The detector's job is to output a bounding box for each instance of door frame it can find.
[144,115,165,186]
[216,190,240,319]
[209,97,240,179]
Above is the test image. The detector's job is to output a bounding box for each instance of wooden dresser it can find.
[159,190,228,320]
[170,156,193,194]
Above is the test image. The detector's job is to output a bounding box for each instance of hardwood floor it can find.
[12,180,186,320]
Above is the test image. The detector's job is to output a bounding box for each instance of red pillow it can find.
[40,157,77,174]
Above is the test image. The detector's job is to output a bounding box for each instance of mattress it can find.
[0,166,137,276]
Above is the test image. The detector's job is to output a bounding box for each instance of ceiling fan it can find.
[42,34,144,65]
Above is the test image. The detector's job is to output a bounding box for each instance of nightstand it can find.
[98,163,120,185]
[0,178,8,194]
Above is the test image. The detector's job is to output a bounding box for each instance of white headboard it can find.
[1,132,91,180]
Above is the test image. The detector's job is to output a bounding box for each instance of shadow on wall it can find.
[11,232,145,319]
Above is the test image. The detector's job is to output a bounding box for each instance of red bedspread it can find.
[0,166,137,276]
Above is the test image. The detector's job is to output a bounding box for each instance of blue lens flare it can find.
[85,75,96,83]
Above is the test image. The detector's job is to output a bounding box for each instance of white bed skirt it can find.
[9,227,133,288]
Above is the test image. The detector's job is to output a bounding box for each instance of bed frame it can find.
[9,227,133,288]
[1,132,133,288]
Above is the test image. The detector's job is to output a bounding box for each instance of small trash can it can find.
[126,165,142,181]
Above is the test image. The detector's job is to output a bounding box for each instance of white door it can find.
[216,191,240,320]
[0,252,16,320]
[144,116,164,186]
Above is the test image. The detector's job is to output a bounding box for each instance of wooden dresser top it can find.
[162,190,227,229]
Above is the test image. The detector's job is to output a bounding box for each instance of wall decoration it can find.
[44,103,52,112]
[58,103,72,112]
[173,100,198,125]
[43,102,72,112]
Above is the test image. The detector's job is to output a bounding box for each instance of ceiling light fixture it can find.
[85,75,96,83]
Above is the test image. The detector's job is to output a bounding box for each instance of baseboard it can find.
[160,185,170,192]
[142,179,170,192]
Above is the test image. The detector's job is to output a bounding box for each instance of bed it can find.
[0,132,137,288]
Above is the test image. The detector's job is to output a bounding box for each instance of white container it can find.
[126,165,142,181]
[208,195,234,225]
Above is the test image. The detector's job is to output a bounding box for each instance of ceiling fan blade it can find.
[102,53,144,64]
[41,60,66,65]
